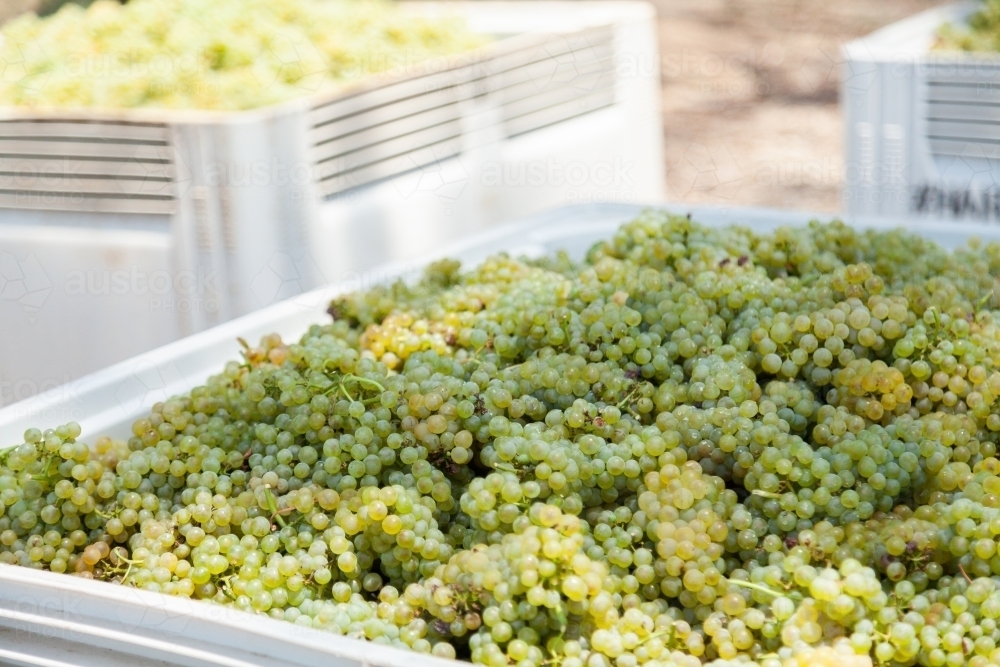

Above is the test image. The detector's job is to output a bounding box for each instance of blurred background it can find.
[0,0,950,214]
[652,0,948,211]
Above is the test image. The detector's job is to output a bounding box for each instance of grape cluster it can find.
[936,2,1000,53]
[14,211,1000,667]
[0,0,484,110]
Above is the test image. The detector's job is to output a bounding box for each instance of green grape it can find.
[10,213,1000,667]
[0,0,485,111]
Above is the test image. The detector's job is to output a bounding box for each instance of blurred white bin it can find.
[312,2,664,279]
[2,201,1000,666]
[0,1,663,407]
[842,1,1000,218]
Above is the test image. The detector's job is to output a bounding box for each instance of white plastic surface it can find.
[0,562,459,667]
[0,223,181,410]
[3,201,1000,666]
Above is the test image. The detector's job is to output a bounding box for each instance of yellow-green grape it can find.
[0,0,486,110]
[7,212,1000,667]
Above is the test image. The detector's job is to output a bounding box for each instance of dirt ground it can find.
[652,0,951,213]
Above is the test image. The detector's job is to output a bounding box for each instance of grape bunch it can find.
[13,211,1000,667]
[0,0,484,110]
[936,1,1000,53]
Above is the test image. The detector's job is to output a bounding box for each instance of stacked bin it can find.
[842,1,1000,219]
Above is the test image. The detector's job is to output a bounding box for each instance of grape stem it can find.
[727,579,790,599]
[95,503,122,520]
[343,374,385,392]
[465,341,493,367]
[218,575,238,601]
[491,462,533,480]
[553,603,567,635]
[30,455,61,485]
[108,549,141,584]
[635,628,674,648]
[616,384,642,409]
[338,383,355,402]
[263,485,287,529]
[332,374,386,402]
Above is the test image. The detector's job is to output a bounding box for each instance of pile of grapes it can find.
[0,0,483,110]
[8,211,1000,667]
[936,1,1000,51]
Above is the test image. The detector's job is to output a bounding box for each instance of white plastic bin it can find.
[310,2,664,283]
[0,1,664,408]
[841,1,1000,218]
[2,201,1000,666]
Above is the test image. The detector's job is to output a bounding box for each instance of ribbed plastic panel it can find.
[498,26,616,138]
[0,3,644,219]
[925,62,1000,159]
[840,1,1000,216]
[307,25,618,198]
[0,119,176,214]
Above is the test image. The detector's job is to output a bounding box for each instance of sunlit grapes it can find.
[0,0,485,110]
[9,211,1000,667]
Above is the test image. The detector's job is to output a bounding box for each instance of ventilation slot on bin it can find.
[307,25,619,199]
[0,119,177,214]
[925,62,1000,160]
[496,25,617,138]
[307,62,475,199]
